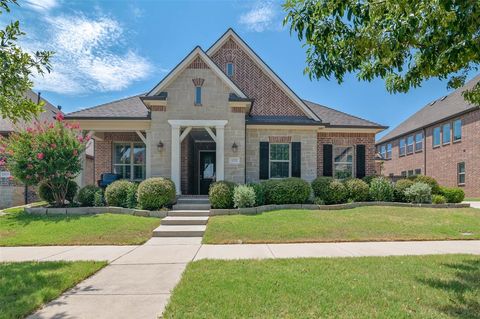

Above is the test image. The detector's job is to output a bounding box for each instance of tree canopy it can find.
[0,0,53,121]
[284,0,480,104]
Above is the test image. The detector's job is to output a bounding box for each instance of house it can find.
[66,29,386,195]
[376,75,480,196]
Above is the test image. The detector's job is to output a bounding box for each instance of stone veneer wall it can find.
[317,132,376,177]
[246,127,318,183]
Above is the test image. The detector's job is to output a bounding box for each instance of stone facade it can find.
[380,109,480,196]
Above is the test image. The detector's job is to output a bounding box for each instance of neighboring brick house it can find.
[376,75,480,197]
[66,28,386,195]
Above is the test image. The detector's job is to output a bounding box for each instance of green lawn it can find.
[0,208,161,246]
[204,207,480,244]
[465,198,480,202]
[0,261,106,319]
[164,255,480,319]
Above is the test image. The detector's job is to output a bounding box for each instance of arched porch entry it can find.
[168,120,227,195]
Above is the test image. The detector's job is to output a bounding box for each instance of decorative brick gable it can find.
[187,56,209,69]
[211,37,305,117]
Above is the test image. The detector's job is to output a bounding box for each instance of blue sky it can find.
[6,0,477,139]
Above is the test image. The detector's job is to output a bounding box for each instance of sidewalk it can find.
[1,239,478,319]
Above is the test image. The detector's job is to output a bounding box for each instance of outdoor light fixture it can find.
[157,141,164,152]
[232,142,238,152]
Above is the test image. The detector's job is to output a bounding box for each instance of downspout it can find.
[244,113,247,184]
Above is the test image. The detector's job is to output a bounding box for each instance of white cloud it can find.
[239,1,279,32]
[24,0,59,12]
[24,14,153,94]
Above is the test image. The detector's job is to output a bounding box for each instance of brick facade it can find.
[379,109,480,196]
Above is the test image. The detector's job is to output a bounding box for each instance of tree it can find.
[0,0,53,121]
[283,0,480,104]
[0,115,89,206]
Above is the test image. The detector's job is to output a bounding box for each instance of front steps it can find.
[152,196,210,237]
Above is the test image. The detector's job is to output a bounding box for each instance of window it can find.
[415,168,421,175]
[433,127,441,147]
[458,162,465,185]
[401,171,407,178]
[194,86,202,105]
[386,143,392,159]
[113,142,146,180]
[407,170,414,177]
[415,133,423,152]
[380,145,386,159]
[453,119,462,141]
[442,123,451,144]
[269,144,290,178]
[333,146,354,179]
[399,139,406,156]
[226,63,234,77]
[407,136,414,154]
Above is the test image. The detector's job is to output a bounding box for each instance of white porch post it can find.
[145,131,152,178]
[215,125,225,181]
[171,124,181,194]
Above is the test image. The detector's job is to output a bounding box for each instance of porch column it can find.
[171,124,181,194]
[75,151,86,188]
[215,125,225,181]
[145,130,152,178]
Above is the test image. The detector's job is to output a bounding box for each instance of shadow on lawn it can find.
[418,259,480,318]
[4,210,95,226]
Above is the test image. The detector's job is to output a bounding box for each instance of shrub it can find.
[325,180,348,204]
[93,189,105,207]
[209,181,236,209]
[394,179,415,202]
[311,176,333,199]
[404,182,432,203]
[126,182,139,209]
[440,187,465,203]
[261,179,282,204]
[105,180,136,208]
[266,178,311,204]
[369,177,394,202]
[432,194,447,204]
[39,180,78,206]
[247,183,265,206]
[362,175,379,185]
[233,185,256,208]
[411,175,441,194]
[77,185,102,207]
[137,178,176,210]
[344,178,369,202]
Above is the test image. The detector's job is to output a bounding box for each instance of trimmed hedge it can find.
[77,185,102,207]
[247,183,265,206]
[369,177,394,202]
[233,185,256,208]
[105,180,137,208]
[263,178,311,205]
[345,178,369,202]
[394,179,415,202]
[440,187,465,203]
[432,194,447,204]
[38,180,78,206]
[325,180,348,204]
[311,177,333,199]
[209,181,236,209]
[137,177,176,210]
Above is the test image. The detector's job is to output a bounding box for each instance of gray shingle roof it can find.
[246,115,318,125]
[377,74,480,144]
[303,100,386,128]
[0,90,60,133]
[66,94,149,119]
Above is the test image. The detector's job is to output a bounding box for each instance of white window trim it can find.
[415,133,423,152]
[386,143,392,159]
[269,143,291,179]
[457,162,465,186]
[453,119,462,142]
[332,145,355,179]
[406,136,414,154]
[433,127,441,147]
[226,62,234,77]
[442,123,451,145]
[194,86,202,106]
[399,139,406,157]
[113,142,146,181]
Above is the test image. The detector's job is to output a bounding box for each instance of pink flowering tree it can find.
[0,114,89,206]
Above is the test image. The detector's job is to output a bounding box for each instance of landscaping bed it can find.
[0,208,161,246]
[204,206,480,244]
[163,254,480,318]
[0,260,106,319]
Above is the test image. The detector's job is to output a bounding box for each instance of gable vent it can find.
[192,78,205,87]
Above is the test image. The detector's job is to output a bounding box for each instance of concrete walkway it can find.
[1,239,479,319]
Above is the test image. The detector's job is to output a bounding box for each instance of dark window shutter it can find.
[323,144,333,177]
[259,142,269,180]
[356,144,366,178]
[291,142,301,177]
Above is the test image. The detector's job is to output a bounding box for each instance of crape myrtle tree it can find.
[283,0,480,104]
[0,114,90,206]
[0,0,53,121]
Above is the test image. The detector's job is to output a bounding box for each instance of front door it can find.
[199,151,216,195]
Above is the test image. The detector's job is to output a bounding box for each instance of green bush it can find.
[311,176,333,199]
[394,179,415,202]
[432,194,447,204]
[369,177,394,202]
[38,180,78,206]
[93,189,105,207]
[77,185,102,207]
[362,175,379,185]
[136,178,176,210]
[411,175,441,194]
[233,185,256,208]
[344,178,369,202]
[247,183,265,206]
[126,182,139,209]
[440,187,465,203]
[105,180,136,208]
[324,180,348,204]
[209,181,236,209]
[261,179,282,204]
[265,178,311,205]
[404,182,432,203]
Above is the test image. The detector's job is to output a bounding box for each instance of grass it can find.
[164,254,480,319]
[204,206,480,244]
[465,198,480,202]
[0,261,106,319]
[0,208,161,246]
